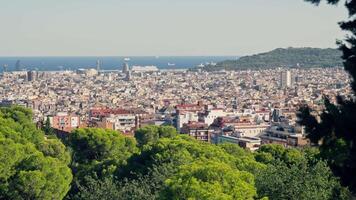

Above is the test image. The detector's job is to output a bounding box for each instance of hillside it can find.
[203,47,343,71]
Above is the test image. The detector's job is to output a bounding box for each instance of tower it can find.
[15,60,21,71]
[122,62,129,74]
[280,70,292,88]
[122,58,130,74]
[125,70,132,81]
[3,64,8,73]
[27,70,37,82]
[96,59,102,71]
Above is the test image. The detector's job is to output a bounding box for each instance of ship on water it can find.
[167,63,175,66]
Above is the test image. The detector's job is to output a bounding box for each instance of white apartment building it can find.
[201,109,227,126]
[101,114,137,133]
[176,112,199,132]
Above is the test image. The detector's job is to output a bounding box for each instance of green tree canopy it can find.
[0,115,72,200]
[255,159,349,200]
[42,116,55,136]
[67,128,139,198]
[0,107,72,200]
[255,144,305,165]
[134,125,178,148]
[69,128,138,164]
[163,161,257,200]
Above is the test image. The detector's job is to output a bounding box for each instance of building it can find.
[234,122,269,137]
[3,64,8,73]
[27,70,37,82]
[175,101,205,113]
[125,70,132,81]
[97,113,138,134]
[90,107,145,134]
[48,112,81,133]
[280,70,293,88]
[181,121,213,142]
[200,108,227,126]
[217,135,261,151]
[15,60,21,71]
[96,59,102,71]
[76,68,98,76]
[85,69,98,77]
[260,124,308,147]
[122,62,130,74]
[176,111,199,131]
[212,116,268,137]
[131,65,159,72]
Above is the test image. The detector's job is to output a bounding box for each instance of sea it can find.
[0,56,238,72]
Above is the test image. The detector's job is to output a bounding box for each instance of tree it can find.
[115,135,263,199]
[37,138,71,165]
[299,0,356,192]
[163,161,257,200]
[43,116,55,136]
[158,125,178,138]
[134,125,160,147]
[67,128,139,198]
[0,107,72,199]
[73,163,175,200]
[255,144,305,165]
[254,144,350,199]
[255,159,349,200]
[69,128,138,164]
[0,139,72,200]
[72,176,121,200]
[0,106,44,145]
[134,125,177,148]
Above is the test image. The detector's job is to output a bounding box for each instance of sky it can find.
[0,0,348,56]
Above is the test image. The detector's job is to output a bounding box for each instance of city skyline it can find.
[0,0,347,56]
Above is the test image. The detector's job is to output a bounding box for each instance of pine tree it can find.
[299,0,356,193]
[43,116,55,136]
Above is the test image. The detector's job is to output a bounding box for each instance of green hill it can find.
[204,47,343,71]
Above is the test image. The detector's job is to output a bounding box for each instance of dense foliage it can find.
[298,0,356,195]
[134,125,178,148]
[0,106,72,200]
[255,145,350,200]
[203,47,342,71]
[0,112,350,199]
[70,125,349,200]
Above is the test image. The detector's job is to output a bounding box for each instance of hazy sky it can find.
[0,0,348,56]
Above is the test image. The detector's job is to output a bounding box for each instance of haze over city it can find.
[0,0,347,56]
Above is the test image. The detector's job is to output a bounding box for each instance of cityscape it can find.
[0,60,352,151]
[1,0,356,199]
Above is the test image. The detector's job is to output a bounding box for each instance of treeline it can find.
[203,47,343,71]
[0,106,351,200]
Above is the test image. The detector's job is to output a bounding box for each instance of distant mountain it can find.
[203,47,343,71]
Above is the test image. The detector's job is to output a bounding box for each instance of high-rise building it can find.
[96,59,102,71]
[272,109,282,122]
[15,60,21,71]
[27,70,37,82]
[3,64,8,73]
[122,58,130,74]
[125,70,132,81]
[122,62,129,74]
[280,70,292,88]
